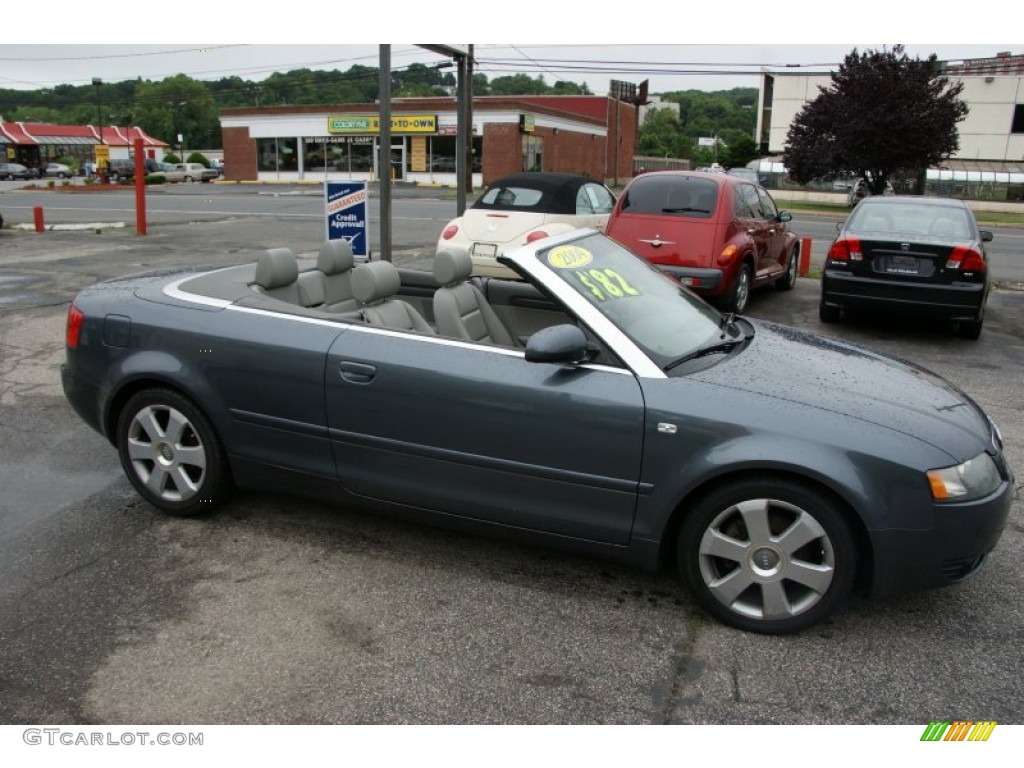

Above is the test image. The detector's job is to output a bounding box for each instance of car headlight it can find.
[927,453,1001,502]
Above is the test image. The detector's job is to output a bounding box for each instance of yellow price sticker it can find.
[548,246,593,269]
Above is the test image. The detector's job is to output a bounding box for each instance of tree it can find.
[637,107,687,158]
[783,45,968,194]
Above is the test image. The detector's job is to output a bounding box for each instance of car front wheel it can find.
[116,388,231,516]
[678,477,857,634]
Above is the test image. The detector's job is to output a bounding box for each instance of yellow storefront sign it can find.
[328,114,438,135]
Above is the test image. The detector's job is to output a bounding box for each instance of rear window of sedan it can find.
[848,202,974,239]
[619,176,718,218]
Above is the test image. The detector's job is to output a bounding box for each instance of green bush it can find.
[163,153,180,164]
[187,152,210,167]
[55,155,79,173]
[145,174,166,185]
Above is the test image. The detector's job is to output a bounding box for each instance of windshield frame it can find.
[505,231,726,375]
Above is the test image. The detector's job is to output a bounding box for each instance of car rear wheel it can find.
[184,176,194,183]
[116,388,230,516]
[678,477,857,634]
[726,263,753,314]
[819,301,840,323]
[957,316,984,340]
[776,247,799,291]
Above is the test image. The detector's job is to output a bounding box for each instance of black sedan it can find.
[0,162,39,180]
[820,196,993,338]
[61,231,1014,634]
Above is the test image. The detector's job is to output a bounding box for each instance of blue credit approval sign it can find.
[325,182,369,259]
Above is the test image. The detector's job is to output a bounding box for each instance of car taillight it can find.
[66,304,84,349]
[827,238,862,262]
[946,246,986,273]
[526,230,550,243]
[441,225,459,240]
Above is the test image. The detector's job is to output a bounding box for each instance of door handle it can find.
[339,361,377,384]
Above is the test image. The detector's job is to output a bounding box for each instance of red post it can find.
[800,236,812,276]
[134,137,147,236]
[33,206,45,233]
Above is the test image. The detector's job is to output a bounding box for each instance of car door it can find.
[733,183,769,263]
[324,327,646,545]
[755,187,787,276]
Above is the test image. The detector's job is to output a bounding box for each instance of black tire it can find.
[819,300,840,323]
[957,317,983,340]
[185,175,194,183]
[678,477,857,634]
[58,172,67,179]
[726,262,753,314]
[116,388,231,516]
[776,246,799,291]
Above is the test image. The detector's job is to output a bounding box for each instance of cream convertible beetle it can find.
[62,230,1014,634]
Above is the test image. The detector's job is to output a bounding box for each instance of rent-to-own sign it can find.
[328,114,438,134]
[325,181,369,259]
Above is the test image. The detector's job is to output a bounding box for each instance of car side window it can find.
[581,183,615,215]
[757,189,779,220]
[736,184,762,218]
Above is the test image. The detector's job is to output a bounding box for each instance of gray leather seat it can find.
[316,240,359,312]
[432,247,518,346]
[352,261,435,334]
[254,248,301,303]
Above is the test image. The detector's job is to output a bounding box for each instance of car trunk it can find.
[460,211,550,245]
[848,237,974,286]
[609,214,722,270]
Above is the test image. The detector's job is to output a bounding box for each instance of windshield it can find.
[536,233,723,367]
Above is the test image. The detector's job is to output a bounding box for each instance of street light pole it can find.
[93,78,104,176]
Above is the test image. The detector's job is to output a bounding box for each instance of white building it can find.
[756,52,1024,168]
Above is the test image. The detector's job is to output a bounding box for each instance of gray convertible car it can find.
[61,230,1014,634]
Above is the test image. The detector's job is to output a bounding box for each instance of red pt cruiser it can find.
[605,171,800,313]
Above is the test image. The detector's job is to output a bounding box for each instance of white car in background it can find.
[436,172,617,279]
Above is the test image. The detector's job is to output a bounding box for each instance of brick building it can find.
[219,95,637,186]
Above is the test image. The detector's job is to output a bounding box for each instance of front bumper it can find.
[822,270,986,321]
[868,475,1015,597]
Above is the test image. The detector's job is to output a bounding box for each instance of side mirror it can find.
[525,324,589,364]
[777,211,792,223]
[835,221,844,233]
[980,230,994,242]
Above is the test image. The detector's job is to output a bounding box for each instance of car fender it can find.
[635,427,940,550]
[101,349,231,443]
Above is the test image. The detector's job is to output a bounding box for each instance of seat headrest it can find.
[255,248,298,289]
[318,239,355,275]
[352,260,401,305]
[433,247,473,286]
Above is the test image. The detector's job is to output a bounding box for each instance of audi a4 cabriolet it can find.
[62,231,1014,634]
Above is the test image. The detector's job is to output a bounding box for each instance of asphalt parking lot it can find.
[0,192,1022,727]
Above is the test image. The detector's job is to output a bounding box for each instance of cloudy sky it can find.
[0,4,1015,95]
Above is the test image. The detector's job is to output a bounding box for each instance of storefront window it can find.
[522,135,543,172]
[429,136,482,173]
[256,137,298,172]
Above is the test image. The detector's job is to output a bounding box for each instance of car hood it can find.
[689,319,993,461]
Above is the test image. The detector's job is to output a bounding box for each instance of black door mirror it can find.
[525,324,589,364]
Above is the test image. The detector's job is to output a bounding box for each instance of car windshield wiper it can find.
[665,319,751,371]
[662,207,710,214]
[665,338,745,371]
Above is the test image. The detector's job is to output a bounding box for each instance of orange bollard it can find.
[799,236,812,276]
[33,206,45,233]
